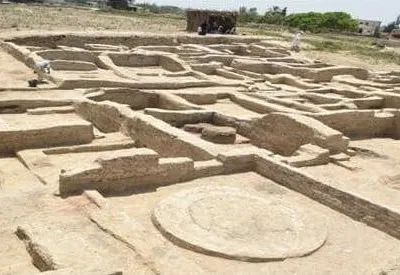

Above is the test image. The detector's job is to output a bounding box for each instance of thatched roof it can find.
[186,9,238,17]
[186,9,238,16]
[186,9,238,32]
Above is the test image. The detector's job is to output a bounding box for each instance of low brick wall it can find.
[59,148,195,195]
[5,32,262,48]
[254,154,400,239]
[311,110,396,138]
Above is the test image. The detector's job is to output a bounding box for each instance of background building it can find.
[357,19,381,36]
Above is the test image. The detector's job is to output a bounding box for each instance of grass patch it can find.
[0,3,184,32]
[305,40,343,52]
[239,23,400,65]
[237,26,286,38]
[304,37,400,64]
[96,8,185,21]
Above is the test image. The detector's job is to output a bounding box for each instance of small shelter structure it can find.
[357,19,381,37]
[186,9,237,33]
[106,0,137,10]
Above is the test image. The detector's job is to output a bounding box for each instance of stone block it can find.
[313,110,395,138]
[125,112,216,161]
[59,148,195,195]
[27,106,75,115]
[330,153,351,162]
[74,100,129,133]
[249,113,348,156]
[201,125,236,144]
[287,144,330,167]
[0,114,94,154]
[183,123,211,133]
[144,108,212,127]
[217,147,266,173]
[157,92,202,111]
[194,159,224,178]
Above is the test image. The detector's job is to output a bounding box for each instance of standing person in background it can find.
[226,27,236,35]
[198,20,208,36]
[211,21,218,33]
[291,31,303,52]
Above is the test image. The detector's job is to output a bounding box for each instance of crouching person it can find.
[34,60,51,82]
[29,60,51,87]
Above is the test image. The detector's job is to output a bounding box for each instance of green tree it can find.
[285,12,324,32]
[321,12,358,31]
[238,6,260,23]
[284,12,357,33]
[107,0,134,9]
[258,6,287,25]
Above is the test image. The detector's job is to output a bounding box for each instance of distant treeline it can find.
[239,6,359,33]
[134,3,185,14]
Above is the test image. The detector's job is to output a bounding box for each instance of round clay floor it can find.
[152,186,327,262]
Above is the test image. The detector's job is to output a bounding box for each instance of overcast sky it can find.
[142,0,399,24]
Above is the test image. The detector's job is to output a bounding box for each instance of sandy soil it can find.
[253,37,400,72]
[301,138,400,211]
[0,48,57,90]
[0,4,184,34]
[0,49,34,89]
[0,21,399,274]
[0,157,152,274]
[107,172,400,274]
[202,98,261,118]
[298,50,400,72]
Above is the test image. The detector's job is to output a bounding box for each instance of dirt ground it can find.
[301,138,400,210]
[0,48,35,89]
[0,4,184,33]
[0,48,57,90]
[0,6,400,274]
[1,4,399,72]
[299,50,400,72]
[105,172,400,274]
[255,38,400,72]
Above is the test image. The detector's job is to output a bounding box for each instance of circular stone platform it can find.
[152,186,327,262]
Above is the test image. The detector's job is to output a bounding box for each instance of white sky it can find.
[142,0,399,24]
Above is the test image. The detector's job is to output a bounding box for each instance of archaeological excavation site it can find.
[0,32,399,275]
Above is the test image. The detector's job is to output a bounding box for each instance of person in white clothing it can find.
[291,32,303,52]
[34,60,51,82]
[28,60,51,87]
